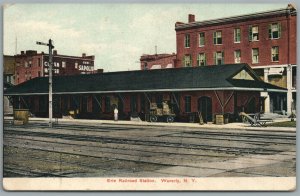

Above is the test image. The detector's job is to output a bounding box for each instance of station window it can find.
[197,53,206,66]
[213,31,222,45]
[271,46,279,62]
[62,61,66,68]
[234,28,241,43]
[183,54,192,67]
[234,50,241,63]
[199,32,205,47]
[249,26,259,41]
[184,96,191,113]
[269,23,281,39]
[75,62,78,69]
[252,48,259,63]
[214,51,224,65]
[185,34,190,48]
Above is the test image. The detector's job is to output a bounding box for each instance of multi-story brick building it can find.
[175,4,297,115]
[140,53,177,70]
[4,55,16,85]
[15,50,95,85]
[3,55,16,115]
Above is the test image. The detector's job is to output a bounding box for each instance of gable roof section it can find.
[4,64,286,96]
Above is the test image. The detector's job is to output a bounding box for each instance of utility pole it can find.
[36,39,55,127]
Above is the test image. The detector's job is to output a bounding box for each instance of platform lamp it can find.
[36,39,55,127]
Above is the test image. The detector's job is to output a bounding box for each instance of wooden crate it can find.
[215,115,224,125]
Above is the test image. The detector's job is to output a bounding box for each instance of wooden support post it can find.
[214,90,224,114]
[92,95,102,110]
[171,92,180,112]
[143,92,151,103]
[223,91,234,108]
[117,93,125,104]
[7,96,14,106]
[20,96,29,109]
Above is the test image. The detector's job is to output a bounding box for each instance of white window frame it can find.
[271,46,279,62]
[250,26,259,41]
[214,51,224,65]
[234,50,241,63]
[197,53,206,66]
[234,28,241,43]
[199,32,205,47]
[213,31,222,45]
[184,55,192,67]
[269,23,281,39]
[185,34,190,48]
[252,48,259,64]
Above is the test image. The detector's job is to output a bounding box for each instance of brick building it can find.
[14,50,95,85]
[3,55,16,115]
[4,55,16,85]
[175,4,296,115]
[140,53,177,70]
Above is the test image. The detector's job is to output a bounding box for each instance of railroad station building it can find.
[174,4,297,115]
[14,50,95,85]
[5,64,285,123]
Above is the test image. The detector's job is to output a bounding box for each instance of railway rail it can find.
[4,128,293,155]
[3,122,296,177]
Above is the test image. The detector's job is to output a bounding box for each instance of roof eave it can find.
[3,87,287,96]
[175,8,296,31]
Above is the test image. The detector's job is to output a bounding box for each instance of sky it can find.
[4,3,287,72]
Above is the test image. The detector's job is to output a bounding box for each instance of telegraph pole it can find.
[36,39,55,127]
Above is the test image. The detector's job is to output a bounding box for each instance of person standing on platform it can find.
[114,107,118,121]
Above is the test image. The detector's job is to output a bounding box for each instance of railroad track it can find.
[3,123,296,178]
[4,128,292,155]
[3,166,68,177]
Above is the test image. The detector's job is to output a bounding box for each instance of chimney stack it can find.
[21,51,25,55]
[53,50,57,55]
[188,14,195,23]
[82,53,86,57]
[96,69,103,73]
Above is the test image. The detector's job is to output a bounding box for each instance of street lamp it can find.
[36,39,55,127]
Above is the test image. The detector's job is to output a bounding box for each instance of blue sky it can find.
[4,3,287,72]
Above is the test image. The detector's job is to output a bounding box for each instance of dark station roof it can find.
[4,64,286,96]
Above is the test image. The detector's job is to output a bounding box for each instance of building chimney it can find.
[188,14,195,23]
[53,50,57,55]
[96,69,103,73]
[26,50,37,55]
[82,53,86,57]
[21,51,25,55]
